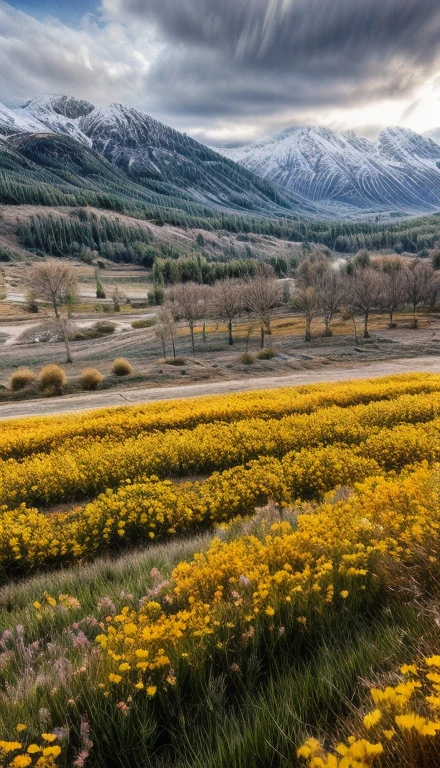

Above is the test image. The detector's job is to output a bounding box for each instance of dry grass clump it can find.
[81,368,104,391]
[257,348,276,360]
[165,357,186,366]
[132,318,155,329]
[93,320,116,335]
[112,358,134,376]
[10,368,37,391]
[39,364,67,396]
[240,353,255,365]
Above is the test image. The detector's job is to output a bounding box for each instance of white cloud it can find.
[0,0,439,145]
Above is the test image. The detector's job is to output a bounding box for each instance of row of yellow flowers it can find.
[1,390,439,510]
[298,656,440,767]
[95,463,440,700]
[4,463,438,766]
[2,414,440,574]
[2,373,440,462]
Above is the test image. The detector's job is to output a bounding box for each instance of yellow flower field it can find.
[0,373,439,767]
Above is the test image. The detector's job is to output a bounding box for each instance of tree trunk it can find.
[305,315,312,342]
[171,332,176,358]
[352,315,358,345]
[228,319,233,345]
[323,316,332,336]
[59,316,72,363]
[53,299,60,319]
[412,306,417,328]
[260,326,265,348]
[363,311,370,339]
[189,323,195,353]
[161,338,166,358]
[202,321,207,343]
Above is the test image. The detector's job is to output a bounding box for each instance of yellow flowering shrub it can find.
[2,373,439,461]
[2,404,440,574]
[0,443,380,572]
[298,656,440,767]
[96,464,440,696]
[1,390,439,510]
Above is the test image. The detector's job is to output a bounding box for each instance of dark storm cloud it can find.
[1,0,440,143]
[116,0,440,68]
[100,0,440,135]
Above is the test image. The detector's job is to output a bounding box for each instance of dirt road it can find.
[1,355,439,421]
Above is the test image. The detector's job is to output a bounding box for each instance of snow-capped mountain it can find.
[0,94,322,217]
[0,102,47,136]
[2,93,440,217]
[20,95,93,146]
[219,125,440,214]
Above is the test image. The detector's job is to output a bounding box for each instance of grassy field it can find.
[0,373,439,767]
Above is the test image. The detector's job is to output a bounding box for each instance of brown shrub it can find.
[39,364,67,395]
[240,353,255,365]
[257,348,276,360]
[80,368,104,391]
[112,358,134,376]
[10,368,37,391]
[164,357,186,366]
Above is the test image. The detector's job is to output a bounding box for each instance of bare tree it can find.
[25,259,78,362]
[244,320,255,353]
[316,268,346,336]
[211,279,243,345]
[347,267,382,339]
[112,285,122,312]
[155,304,177,358]
[245,273,279,348]
[0,269,6,302]
[196,284,212,343]
[293,285,320,342]
[295,253,328,287]
[170,282,206,353]
[404,259,436,328]
[378,256,406,327]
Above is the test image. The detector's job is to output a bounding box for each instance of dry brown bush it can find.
[39,364,67,395]
[112,358,134,376]
[80,368,104,390]
[10,368,37,391]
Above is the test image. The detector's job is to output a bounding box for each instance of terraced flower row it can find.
[2,416,440,574]
[96,463,440,701]
[1,389,439,510]
[2,373,440,461]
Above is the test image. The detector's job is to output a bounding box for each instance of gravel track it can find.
[1,355,440,421]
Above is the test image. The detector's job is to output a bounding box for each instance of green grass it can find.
[1,505,438,768]
[0,532,213,634]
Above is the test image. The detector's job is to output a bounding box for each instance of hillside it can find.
[0,94,324,219]
[219,125,440,215]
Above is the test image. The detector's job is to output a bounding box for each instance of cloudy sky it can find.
[1,0,440,145]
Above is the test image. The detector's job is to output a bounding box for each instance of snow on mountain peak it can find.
[216,123,440,213]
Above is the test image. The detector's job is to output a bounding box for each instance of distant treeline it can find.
[152,253,293,285]
[16,211,177,266]
[7,165,440,260]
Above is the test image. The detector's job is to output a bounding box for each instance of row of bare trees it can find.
[19,255,440,363]
[160,274,279,354]
[159,256,440,354]
[286,254,440,342]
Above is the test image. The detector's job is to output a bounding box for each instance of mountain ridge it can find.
[217,124,440,215]
[0,94,325,219]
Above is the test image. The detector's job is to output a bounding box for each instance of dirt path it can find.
[1,355,440,421]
